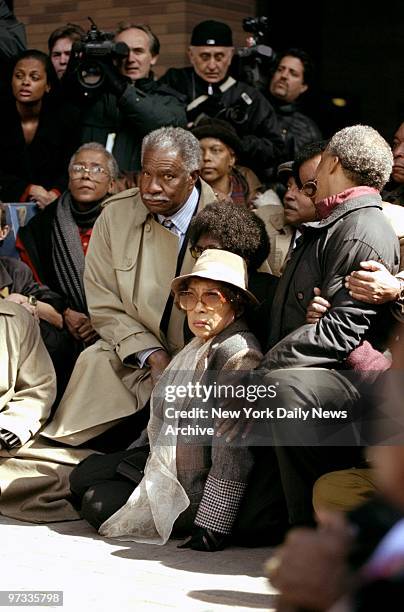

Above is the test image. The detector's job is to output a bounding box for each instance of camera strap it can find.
[187,76,236,112]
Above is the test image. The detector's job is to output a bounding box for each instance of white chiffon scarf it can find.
[99,336,213,544]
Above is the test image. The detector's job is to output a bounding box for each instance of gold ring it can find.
[265,555,281,577]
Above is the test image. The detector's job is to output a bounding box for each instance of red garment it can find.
[19,185,61,203]
[346,340,391,372]
[16,227,93,283]
[230,171,249,207]
[16,234,41,283]
[315,186,379,220]
[79,227,93,256]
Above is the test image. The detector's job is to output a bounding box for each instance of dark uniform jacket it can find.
[79,77,187,173]
[264,192,400,366]
[159,67,284,177]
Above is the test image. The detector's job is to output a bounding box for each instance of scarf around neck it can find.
[52,191,102,312]
[315,186,379,220]
[100,336,213,544]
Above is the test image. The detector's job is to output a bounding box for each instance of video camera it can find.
[71,17,129,90]
[233,16,275,91]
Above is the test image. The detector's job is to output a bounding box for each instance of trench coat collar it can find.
[102,187,148,225]
[101,180,209,228]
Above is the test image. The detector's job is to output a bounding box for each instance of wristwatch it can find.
[397,278,404,302]
[27,295,38,307]
[395,278,404,315]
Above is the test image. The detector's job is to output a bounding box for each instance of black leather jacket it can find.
[79,76,187,173]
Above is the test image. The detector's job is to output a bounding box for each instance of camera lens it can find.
[78,60,105,88]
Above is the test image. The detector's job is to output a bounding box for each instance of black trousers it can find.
[70,447,148,530]
[258,368,366,526]
[70,444,290,544]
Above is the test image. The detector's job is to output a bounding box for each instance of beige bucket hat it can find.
[171,249,258,304]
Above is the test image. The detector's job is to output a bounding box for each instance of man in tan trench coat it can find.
[42,127,216,447]
[0,301,96,523]
[0,301,56,447]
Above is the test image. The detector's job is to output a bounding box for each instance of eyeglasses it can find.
[300,179,318,198]
[178,289,228,311]
[189,245,223,260]
[70,163,110,180]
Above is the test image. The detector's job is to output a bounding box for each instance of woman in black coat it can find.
[0,49,79,207]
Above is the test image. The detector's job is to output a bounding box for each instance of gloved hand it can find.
[177,526,229,552]
[187,92,224,123]
[102,61,130,98]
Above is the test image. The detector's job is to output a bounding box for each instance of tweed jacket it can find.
[0,301,56,444]
[175,318,263,536]
[100,318,262,542]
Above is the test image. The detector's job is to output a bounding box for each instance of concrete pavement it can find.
[0,515,278,611]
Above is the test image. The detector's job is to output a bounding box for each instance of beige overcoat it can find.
[0,301,56,444]
[0,302,96,523]
[42,181,216,446]
[254,204,294,276]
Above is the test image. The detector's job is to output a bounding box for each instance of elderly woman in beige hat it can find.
[71,249,263,551]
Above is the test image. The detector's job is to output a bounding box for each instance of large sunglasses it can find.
[178,289,228,311]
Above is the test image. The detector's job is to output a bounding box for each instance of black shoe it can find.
[178,526,230,552]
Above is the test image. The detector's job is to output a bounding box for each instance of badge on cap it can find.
[206,39,216,45]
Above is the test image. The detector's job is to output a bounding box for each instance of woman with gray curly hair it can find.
[302,124,393,204]
[326,124,393,190]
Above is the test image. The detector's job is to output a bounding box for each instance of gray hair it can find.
[328,125,393,190]
[115,22,160,56]
[141,127,202,173]
[69,142,119,180]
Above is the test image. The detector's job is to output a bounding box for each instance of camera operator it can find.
[267,48,322,159]
[64,23,187,186]
[158,19,284,181]
[231,16,274,92]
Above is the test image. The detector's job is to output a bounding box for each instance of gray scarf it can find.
[52,191,100,313]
